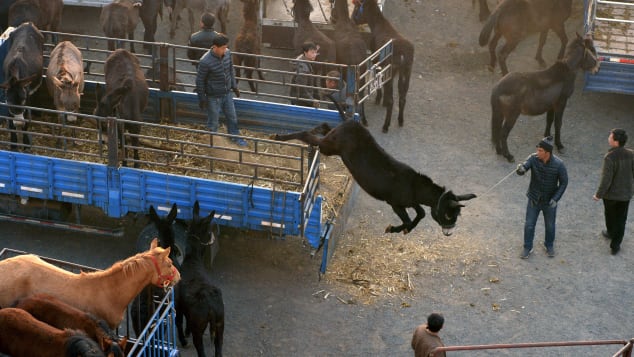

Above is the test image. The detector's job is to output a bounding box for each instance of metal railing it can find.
[431,338,634,356]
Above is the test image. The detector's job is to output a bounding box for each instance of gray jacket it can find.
[187,29,219,61]
[519,153,568,204]
[595,146,634,201]
[195,49,237,100]
[289,54,318,104]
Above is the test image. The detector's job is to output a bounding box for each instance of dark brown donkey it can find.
[352,0,414,133]
[478,0,572,75]
[233,0,265,93]
[100,0,141,53]
[94,49,149,168]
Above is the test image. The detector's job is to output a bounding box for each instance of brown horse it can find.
[163,0,206,39]
[12,293,126,357]
[0,308,105,357]
[491,33,600,162]
[233,0,265,93]
[478,0,572,75]
[352,0,414,133]
[100,0,141,53]
[0,238,179,329]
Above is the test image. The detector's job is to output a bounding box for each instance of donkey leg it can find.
[487,33,501,71]
[176,308,188,347]
[544,109,554,138]
[381,80,395,133]
[552,24,568,60]
[385,205,413,234]
[397,66,412,127]
[552,107,566,152]
[407,205,426,233]
[535,30,549,67]
[500,115,518,162]
[497,40,519,76]
[191,330,206,357]
[246,69,257,92]
[214,322,224,357]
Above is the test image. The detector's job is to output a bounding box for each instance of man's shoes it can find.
[611,247,620,255]
[520,248,533,259]
[232,138,248,147]
[544,244,555,258]
[601,230,611,240]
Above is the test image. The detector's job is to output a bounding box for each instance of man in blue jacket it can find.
[516,136,568,258]
[195,34,247,147]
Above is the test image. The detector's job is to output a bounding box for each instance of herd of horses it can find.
[0,202,224,357]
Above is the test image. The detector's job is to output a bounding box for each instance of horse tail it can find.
[478,7,498,46]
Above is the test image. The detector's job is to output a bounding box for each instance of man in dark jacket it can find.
[187,12,219,65]
[516,136,568,258]
[289,41,320,107]
[195,34,247,146]
[593,128,634,255]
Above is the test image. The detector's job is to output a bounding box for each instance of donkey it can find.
[163,0,207,39]
[479,0,572,75]
[0,22,44,149]
[94,49,148,168]
[12,293,126,357]
[233,0,265,93]
[8,0,63,33]
[292,0,336,65]
[352,0,414,133]
[331,0,368,124]
[272,100,476,235]
[100,0,141,53]
[176,201,224,357]
[46,41,84,143]
[491,33,600,162]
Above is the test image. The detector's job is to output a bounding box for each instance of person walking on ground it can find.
[187,12,219,66]
[516,136,568,258]
[195,34,247,147]
[289,41,320,108]
[411,313,446,357]
[593,128,634,255]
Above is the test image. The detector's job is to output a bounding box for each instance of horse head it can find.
[94,78,134,117]
[564,32,600,75]
[148,238,181,288]
[431,190,477,236]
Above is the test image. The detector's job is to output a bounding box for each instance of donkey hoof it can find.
[381,126,389,133]
[402,229,409,235]
[505,155,515,163]
[384,225,393,233]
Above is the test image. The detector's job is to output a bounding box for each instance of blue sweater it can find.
[195,49,237,100]
[519,153,568,204]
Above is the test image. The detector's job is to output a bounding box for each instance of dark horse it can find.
[0,307,105,357]
[272,99,476,235]
[12,293,126,357]
[0,22,44,149]
[233,0,265,93]
[331,0,368,124]
[491,33,600,162]
[176,201,225,357]
[478,0,572,76]
[352,0,414,133]
[94,49,149,168]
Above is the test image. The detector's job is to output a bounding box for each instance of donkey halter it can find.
[148,254,176,288]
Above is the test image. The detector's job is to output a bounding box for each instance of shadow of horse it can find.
[491,33,600,162]
[478,0,572,76]
[352,0,414,133]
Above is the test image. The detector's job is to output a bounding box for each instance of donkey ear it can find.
[149,205,159,222]
[455,193,477,201]
[193,201,200,218]
[167,203,178,223]
[150,238,158,249]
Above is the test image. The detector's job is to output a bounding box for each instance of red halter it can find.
[149,254,176,288]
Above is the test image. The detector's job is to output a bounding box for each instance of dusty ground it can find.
[1,0,633,356]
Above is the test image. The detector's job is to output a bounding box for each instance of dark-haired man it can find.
[187,12,219,65]
[593,128,634,255]
[289,41,320,108]
[195,34,247,147]
[516,136,568,258]
[411,313,446,357]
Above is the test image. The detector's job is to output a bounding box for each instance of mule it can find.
[478,0,572,75]
[292,0,336,65]
[100,0,141,53]
[46,41,84,142]
[491,33,600,162]
[0,22,44,149]
[233,0,265,93]
[131,203,181,337]
[331,0,368,123]
[352,0,414,133]
[94,48,149,168]
[12,293,126,357]
[163,0,207,39]
[272,100,476,235]
[176,201,224,357]
[0,238,179,329]
[0,308,105,357]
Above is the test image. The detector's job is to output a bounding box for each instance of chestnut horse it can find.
[12,293,126,357]
[0,238,179,329]
[0,308,105,357]
[478,0,572,75]
[491,33,599,162]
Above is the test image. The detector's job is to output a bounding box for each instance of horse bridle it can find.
[148,254,177,288]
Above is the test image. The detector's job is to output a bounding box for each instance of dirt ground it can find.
[2,0,634,356]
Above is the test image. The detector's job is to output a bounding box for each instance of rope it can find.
[480,167,518,197]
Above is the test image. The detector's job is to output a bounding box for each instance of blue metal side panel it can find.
[118,168,303,235]
[0,151,109,210]
[584,60,634,95]
[304,195,323,249]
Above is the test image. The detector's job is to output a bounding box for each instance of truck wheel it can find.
[136,222,188,267]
